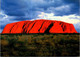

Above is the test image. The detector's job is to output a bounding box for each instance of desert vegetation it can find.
[0,33,79,56]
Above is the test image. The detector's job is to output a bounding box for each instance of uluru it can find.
[2,19,77,34]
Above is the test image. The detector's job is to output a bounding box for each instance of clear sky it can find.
[0,0,80,33]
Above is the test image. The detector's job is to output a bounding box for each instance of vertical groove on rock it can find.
[25,21,34,33]
[49,22,64,33]
[39,21,54,33]
[29,20,45,33]
[45,23,53,33]
[22,21,29,33]
[9,23,17,33]
[10,21,25,33]
[28,21,36,33]
[38,21,45,32]
[22,21,33,33]
[22,22,28,29]
[60,22,66,32]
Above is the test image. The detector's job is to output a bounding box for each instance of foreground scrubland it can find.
[0,34,79,56]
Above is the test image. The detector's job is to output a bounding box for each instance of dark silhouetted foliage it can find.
[0,34,79,56]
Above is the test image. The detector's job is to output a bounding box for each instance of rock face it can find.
[2,19,77,33]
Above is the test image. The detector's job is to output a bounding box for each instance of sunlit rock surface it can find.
[2,19,77,33]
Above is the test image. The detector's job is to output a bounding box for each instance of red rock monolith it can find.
[2,19,77,34]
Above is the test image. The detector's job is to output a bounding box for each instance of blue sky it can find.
[0,0,80,33]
